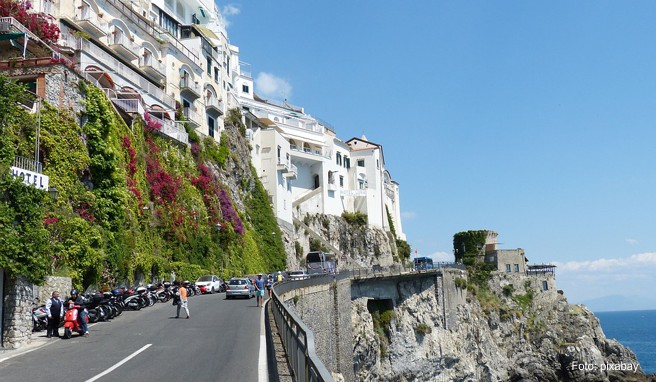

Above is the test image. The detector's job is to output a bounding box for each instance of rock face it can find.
[293,213,396,268]
[352,272,653,382]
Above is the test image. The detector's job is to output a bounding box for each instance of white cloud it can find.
[401,211,417,219]
[554,252,656,272]
[554,252,656,310]
[220,5,240,28]
[625,238,638,245]
[255,72,292,99]
[429,251,453,262]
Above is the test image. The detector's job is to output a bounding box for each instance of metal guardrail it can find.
[271,275,335,382]
[270,263,468,380]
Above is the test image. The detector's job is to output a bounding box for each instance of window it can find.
[344,157,350,169]
[357,159,365,167]
[159,10,179,38]
[206,56,212,76]
[339,175,344,187]
[207,116,215,138]
[142,48,153,66]
[514,264,519,273]
[542,280,548,291]
[214,67,219,83]
[277,146,281,162]
[376,159,379,170]
[242,84,249,93]
[336,152,342,166]
[505,264,511,273]
[112,27,124,45]
[80,1,91,19]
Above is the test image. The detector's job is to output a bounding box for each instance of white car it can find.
[195,275,223,294]
[288,270,309,281]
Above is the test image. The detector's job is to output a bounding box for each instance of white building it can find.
[233,59,405,240]
[21,0,404,240]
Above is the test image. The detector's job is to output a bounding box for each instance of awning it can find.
[0,32,25,41]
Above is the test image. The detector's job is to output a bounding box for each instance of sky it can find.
[221,1,656,311]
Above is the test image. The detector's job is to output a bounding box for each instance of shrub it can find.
[341,211,367,226]
[454,277,467,289]
[502,284,514,297]
[415,323,432,336]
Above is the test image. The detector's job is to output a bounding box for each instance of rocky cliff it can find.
[352,271,654,382]
[289,213,396,270]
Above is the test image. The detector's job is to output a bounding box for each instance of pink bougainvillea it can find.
[190,163,244,236]
[143,112,162,133]
[0,0,60,44]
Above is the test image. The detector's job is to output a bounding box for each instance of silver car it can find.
[225,278,255,299]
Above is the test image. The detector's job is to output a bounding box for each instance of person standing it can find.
[255,274,265,307]
[45,291,64,338]
[176,281,190,319]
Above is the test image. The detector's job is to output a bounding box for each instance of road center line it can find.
[84,344,152,382]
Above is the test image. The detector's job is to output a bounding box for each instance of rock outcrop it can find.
[292,213,396,269]
[352,272,654,382]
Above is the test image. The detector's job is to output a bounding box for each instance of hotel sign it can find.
[10,166,49,190]
[340,189,367,197]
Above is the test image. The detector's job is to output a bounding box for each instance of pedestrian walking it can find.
[45,291,64,338]
[266,274,273,298]
[255,274,265,307]
[176,281,190,319]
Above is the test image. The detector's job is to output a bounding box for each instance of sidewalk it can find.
[0,333,54,362]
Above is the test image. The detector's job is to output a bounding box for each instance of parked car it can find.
[288,270,309,281]
[195,275,223,294]
[225,278,255,299]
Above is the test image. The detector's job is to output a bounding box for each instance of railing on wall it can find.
[271,276,335,382]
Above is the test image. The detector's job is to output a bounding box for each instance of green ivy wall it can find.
[0,74,286,289]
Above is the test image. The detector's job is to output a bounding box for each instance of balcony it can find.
[60,36,174,108]
[179,107,200,128]
[180,77,201,101]
[290,145,332,160]
[149,114,189,146]
[109,34,138,62]
[327,178,337,191]
[74,11,108,39]
[285,163,297,179]
[205,95,224,118]
[138,55,166,84]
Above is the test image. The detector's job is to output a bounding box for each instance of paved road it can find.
[0,292,265,382]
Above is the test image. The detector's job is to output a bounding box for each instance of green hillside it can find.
[0,74,286,289]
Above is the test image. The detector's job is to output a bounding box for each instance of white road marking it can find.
[84,344,152,382]
[259,299,268,382]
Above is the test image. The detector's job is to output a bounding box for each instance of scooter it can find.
[62,303,87,339]
[31,301,48,332]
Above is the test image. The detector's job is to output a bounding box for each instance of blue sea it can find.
[596,310,656,374]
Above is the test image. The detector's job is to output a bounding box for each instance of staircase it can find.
[292,187,322,209]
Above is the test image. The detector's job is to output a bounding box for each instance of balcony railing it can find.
[109,33,139,61]
[149,114,189,145]
[180,77,201,100]
[239,61,252,78]
[181,107,200,126]
[13,156,42,173]
[290,145,332,159]
[74,11,108,39]
[103,0,201,68]
[60,36,175,109]
[205,95,224,116]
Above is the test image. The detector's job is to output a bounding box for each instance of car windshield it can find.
[229,279,246,285]
[289,271,304,276]
[197,276,212,282]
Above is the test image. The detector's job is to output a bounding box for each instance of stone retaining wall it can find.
[2,276,35,349]
[37,276,72,305]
